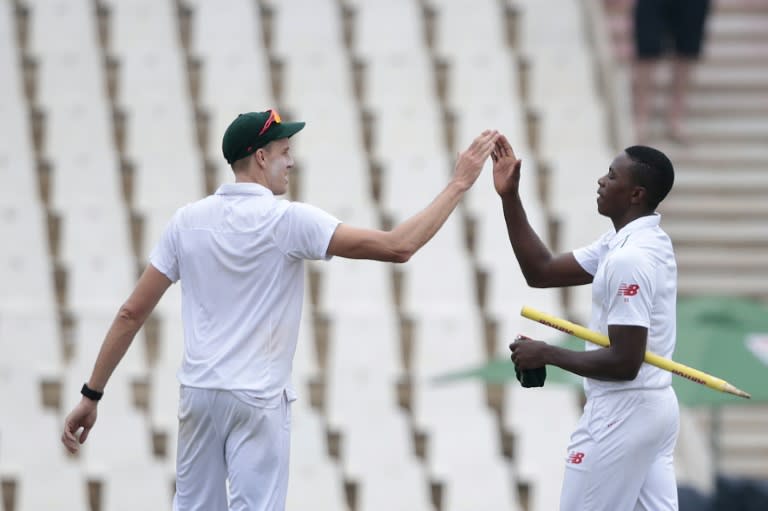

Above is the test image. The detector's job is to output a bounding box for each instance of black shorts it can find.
[633,0,711,59]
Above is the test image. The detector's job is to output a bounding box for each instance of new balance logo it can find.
[618,283,640,297]
[567,451,585,464]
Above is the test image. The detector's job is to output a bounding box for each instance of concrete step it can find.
[668,167,768,191]
[613,40,768,67]
[673,237,768,251]
[707,13,768,41]
[675,250,768,273]
[650,67,768,94]
[608,13,768,44]
[721,431,768,451]
[646,117,768,144]
[664,145,768,169]
[718,457,768,479]
[712,0,768,13]
[660,195,768,220]
[695,406,768,427]
[678,274,768,300]
[701,42,768,66]
[721,406,768,428]
[603,0,768,16]
[664,220,768,242]
[650,94,768,119]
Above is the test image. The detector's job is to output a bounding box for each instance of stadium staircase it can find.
[602,0,768,300]
[602,0,768,482]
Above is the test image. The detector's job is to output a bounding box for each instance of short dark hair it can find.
[624,145,675,209]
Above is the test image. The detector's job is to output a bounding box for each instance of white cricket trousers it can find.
[560,386,680,511]
[172,386,292,511]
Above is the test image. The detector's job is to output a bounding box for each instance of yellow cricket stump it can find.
[521,306,751,399]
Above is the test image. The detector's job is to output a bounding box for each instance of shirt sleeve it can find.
[572,233,608,276]
[149,210,182,283]
[603,248,656,328]
[274,202,341,260]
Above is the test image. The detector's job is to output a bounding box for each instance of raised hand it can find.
[452,130,499,191]
[491,135,523,197]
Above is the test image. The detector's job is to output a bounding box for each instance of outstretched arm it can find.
[492,135,592,288]
[327,130,499,262]
[61,264,171,453]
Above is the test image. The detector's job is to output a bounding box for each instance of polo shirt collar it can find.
[607,213,661,249]
[215,182,272,197]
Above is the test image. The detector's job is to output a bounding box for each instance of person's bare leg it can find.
[668,57,693,143]
[632,59,656,144]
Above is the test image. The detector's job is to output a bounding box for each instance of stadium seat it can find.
[369,103,445,165]
[99,462,175,511]
[269,0,345,57]
[293,293,320,385]
[0,203,56,310]
[339,409,416,482]
[297,151,374,223]
[148,313,183,467]
[378,153,451,221]
[0,105,37,209]
[34,48,104,109]
[116,50,189,107]
[429,0,507,58]
[504,384,581,511]
[440,461,523,511]
[197,52,273,125]
[11,463,89,511]
[64,253,133,310]
[187,0,267,59]
[58,205,131,263]
[396,218,477,316]
[0,308,62,368]
[361,52,437,113]
[354,458,433,511]
[279,51,357,121]
[317,259,394,316]
[516,0,584,52]
[0,366,61,431]
[409,311,486,377]
[349,0,425,58]
[286,404,348,510]
[106,0,178,57]
[48,149,122,213]
[130,152,205,213]
[324,359,401,433]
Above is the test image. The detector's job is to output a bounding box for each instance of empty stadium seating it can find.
[2,1,765,510]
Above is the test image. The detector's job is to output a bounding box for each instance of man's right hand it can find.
[491,134,523,197]
[452,130,499,191]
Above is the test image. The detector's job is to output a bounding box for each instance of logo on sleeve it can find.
[618,283,640,297]
[567,451,585,464]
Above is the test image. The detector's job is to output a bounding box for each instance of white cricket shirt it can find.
[573,214,677,399]
[150,183,340,402]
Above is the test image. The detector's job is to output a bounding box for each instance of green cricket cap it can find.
[222,109,305,164]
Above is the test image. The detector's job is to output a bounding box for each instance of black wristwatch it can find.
[81,383,104,401]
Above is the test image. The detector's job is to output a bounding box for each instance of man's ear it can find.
[254,148,268,168]
[631,185,648,206]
